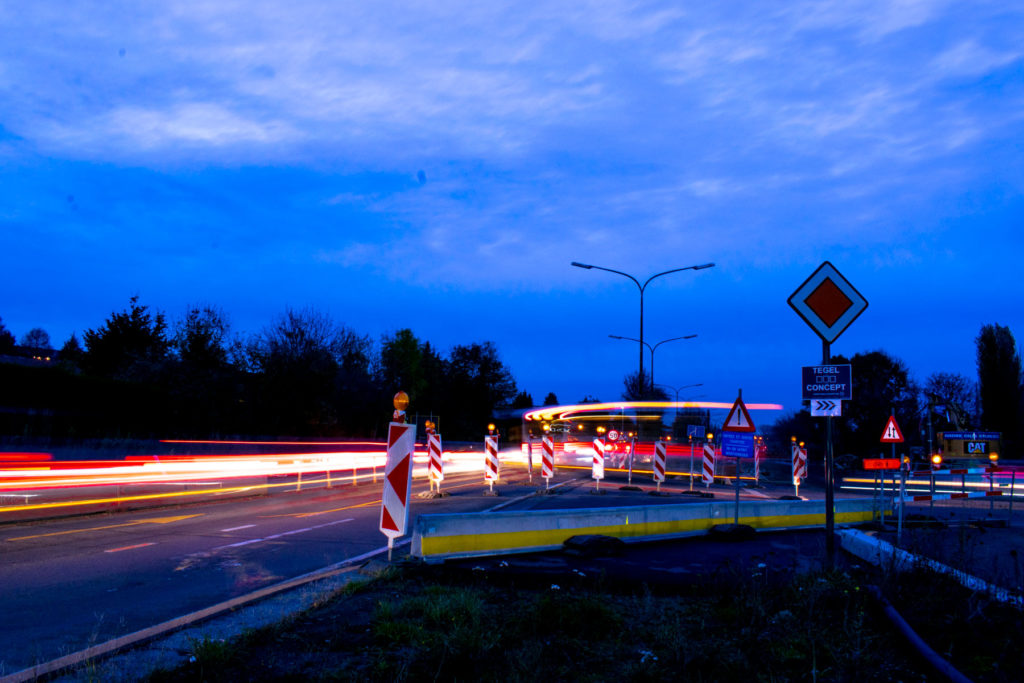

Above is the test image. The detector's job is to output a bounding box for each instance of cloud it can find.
[931,40,1023,78]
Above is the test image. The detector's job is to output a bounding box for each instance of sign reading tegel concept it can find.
[721,431,755,459]
[802,364,852,400]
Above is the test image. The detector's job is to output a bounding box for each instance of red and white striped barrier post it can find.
[754,440,766,483]
[653,440,667,492]
[541,434,555,490]
[427,430,443,494]
[702,442,715,487]
[592,437,605,491]
[792,443,807,496]
[484,434,499,494]
[380,420,415,561]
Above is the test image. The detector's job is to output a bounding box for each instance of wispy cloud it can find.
[3,0,1023,291]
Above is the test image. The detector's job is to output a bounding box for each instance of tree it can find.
[175,305,229,368]
[512,391,535,409]
[379,329,428,402]
[83,297,171,380]
[443,342,517,438]
[247,307,372,435]
[0,317,15,352]
[768,409,820,462]
[621,371,668,401]
[543,392,559,406]
[20,327,51,350]
[976,323,1022,448]
[59,333,85,371]
[923,372,975,431]
[831,350,919,457]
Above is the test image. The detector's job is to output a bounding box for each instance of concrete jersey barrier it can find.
[412,498,883,562]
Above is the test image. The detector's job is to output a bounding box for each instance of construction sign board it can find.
[722,431,754,458]
[802,364,852,400]
[880,415,905,443]
[810,399,842,417]
[380,422,415,539]
[863,458,901,470]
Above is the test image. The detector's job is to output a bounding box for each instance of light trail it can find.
[0,442,488,516]
[523,399,784,423]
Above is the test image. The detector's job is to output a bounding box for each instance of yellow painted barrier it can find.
[412,498,883,562]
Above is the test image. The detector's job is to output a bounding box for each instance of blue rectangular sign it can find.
[943,431,1001,441]
[721,432,754,459]
[802,364,852,400]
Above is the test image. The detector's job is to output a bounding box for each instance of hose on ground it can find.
[865,584,973,683]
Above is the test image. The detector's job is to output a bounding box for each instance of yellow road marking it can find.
[292,500,380,517]
[105,542,157,553]
[6,514,203,542]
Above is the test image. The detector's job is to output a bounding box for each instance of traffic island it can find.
[412,498,884,562]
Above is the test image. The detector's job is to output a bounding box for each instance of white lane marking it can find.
[220,524,257,532]
[212,518,354,551]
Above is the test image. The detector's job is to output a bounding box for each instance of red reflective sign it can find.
[862,458,901,470]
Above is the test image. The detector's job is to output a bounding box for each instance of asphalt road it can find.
[0,469,546,674]
[0,460,823,676]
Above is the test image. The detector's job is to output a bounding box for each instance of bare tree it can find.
[924,372,975,429]
[20,327,51,350]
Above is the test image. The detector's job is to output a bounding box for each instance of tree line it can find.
[767,323,1023,462]
[0,299,519,441]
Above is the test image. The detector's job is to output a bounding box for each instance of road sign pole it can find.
[823,339,835,565]
[689,440,695,492]
[622,438,630,485]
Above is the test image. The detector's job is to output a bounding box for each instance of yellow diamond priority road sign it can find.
[788,261,868,343]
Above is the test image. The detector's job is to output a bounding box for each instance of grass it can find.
[144,559,961,683]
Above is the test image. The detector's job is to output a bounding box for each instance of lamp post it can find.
[572,261,714,392]
[610,334,696,389]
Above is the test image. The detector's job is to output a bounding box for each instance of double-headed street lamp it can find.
[608,334,696,389]
[572,261,715,390]
[655,382,703,431]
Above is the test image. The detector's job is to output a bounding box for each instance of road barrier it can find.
[701,443,715,485]
[845,465,1019,525]
[411,498,883,562]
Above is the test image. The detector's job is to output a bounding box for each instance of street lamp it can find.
[655,382,703,436]
[610,334,696,388]
[572,261,714,391]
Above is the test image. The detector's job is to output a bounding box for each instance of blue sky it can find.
[2,1,1023,421]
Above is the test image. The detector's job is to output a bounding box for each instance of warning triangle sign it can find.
[880,415,904,443]
[722,394,756,433]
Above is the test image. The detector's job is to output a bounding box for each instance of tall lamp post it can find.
[609,334,696,389]
[655,382,703,434]
[572,261,714,391]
